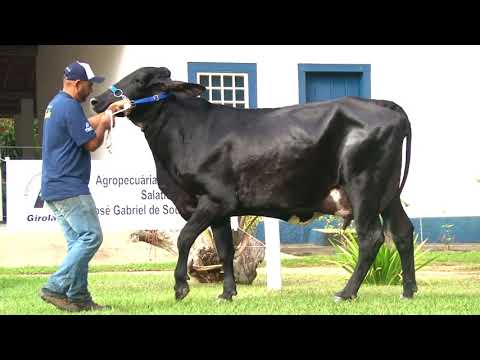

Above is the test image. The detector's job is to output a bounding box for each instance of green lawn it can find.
[2,264,480,315]
[3,250,480,276]
[0,262,178,276]
[2,250,480,315]
[279,250,480,268]
[426,250,480,265]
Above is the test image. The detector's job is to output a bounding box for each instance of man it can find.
[39,61,129,312]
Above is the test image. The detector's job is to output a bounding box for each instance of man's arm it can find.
[87,113,105,130]
[83,99,131,152]
[83,115,109,152]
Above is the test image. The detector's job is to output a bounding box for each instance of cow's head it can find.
[91,67,205,126]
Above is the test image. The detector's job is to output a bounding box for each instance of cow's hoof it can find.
[174,285,190,301]
[333,291,357,302]
[218,289,237,301]
[400,286,417,300]
[400,292,416,300]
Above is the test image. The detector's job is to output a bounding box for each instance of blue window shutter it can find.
[298,64,371,104]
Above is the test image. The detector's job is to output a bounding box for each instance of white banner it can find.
[6,159,186,231]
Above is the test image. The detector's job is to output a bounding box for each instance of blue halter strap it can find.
[109,85,170,106]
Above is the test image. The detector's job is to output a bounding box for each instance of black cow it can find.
[91,67,415,302]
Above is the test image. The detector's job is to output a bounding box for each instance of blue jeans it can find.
[43,194,103,302]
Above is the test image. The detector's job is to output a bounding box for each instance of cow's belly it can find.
[287,188,353,224]
[288,212,323,225]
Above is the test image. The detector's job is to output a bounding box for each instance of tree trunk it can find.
[189,226,265,284]
[131,220,265,285]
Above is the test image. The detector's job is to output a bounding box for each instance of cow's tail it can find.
[397,115,411,196]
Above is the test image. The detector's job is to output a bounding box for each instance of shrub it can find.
[329,230,438,285]
[0,118,22,159]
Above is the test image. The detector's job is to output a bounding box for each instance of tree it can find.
[188,216,265,284]
[131,216,265,285]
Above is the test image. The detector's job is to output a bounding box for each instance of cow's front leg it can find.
[174,196,219,300]
[212,219,237,301]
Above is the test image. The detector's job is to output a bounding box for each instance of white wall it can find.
[36,45,127,159]
[37,45,480,218]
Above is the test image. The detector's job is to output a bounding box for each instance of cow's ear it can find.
[147,75,167,88]
[163,81,206,97]
[146,67,172,88]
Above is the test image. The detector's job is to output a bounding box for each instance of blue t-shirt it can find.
[40,91,97,201]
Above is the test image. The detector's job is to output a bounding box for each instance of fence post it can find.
[264,217,282,290]
[0,148,3,222]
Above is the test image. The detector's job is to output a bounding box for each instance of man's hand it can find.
[84,111,117,152]
[87,100,131,132]
[100,112,113,130]
[107,99,132,115]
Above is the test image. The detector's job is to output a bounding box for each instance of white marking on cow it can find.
[329,188,342,203]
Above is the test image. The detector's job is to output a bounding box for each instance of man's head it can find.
[63,61,105,103]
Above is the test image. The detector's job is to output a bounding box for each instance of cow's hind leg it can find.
[212,219,237,300]
[335,182,385,301]
[381,196,417,298]
[174,196,220,300]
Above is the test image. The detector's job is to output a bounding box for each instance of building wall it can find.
[35,45,480,234]
[36,45,126,159]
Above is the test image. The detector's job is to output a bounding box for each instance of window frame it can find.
[196,72,249,108]
[188,62,257,108]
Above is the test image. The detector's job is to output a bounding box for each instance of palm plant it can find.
[329,229,438,285]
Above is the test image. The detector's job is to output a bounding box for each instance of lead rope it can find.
[104,102,132,154]
[104,110,113,154]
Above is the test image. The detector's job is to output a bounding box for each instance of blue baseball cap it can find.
[64,61,105,83]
